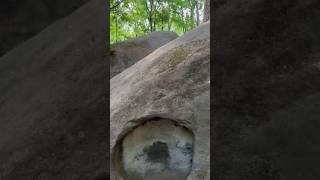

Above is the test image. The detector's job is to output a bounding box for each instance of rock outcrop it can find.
[0,0,107,179]
[110,31,178,78]
[213,0,320,179]
[110,22,210,180]
[0,0,89,56]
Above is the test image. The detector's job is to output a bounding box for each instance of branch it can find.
[111,0,125,10]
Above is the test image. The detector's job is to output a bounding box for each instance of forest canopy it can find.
[110,0,205,44]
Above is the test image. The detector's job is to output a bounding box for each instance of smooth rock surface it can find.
[110,31,178,78]
[110,22,210,180]
[0,0,107,179]
[0,0,89,56]
[213,0,320,179]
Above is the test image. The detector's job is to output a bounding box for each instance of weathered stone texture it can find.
[213,0,320,179]
[0,0,108,179]
[110,22,210,180]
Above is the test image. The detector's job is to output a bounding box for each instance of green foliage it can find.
[110,0,205,44]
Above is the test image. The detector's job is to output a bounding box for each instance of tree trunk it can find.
[181,10,185,33]
[150,0,154,31]
[161,14,164,31]
[168,15,171,31]
[196,0,200,26]
[150,17,153,32]
[188,0,195,28]
[161,3,164,31]
[203,0,210,22]
[145,0,154,32]
[115,16,118,42]
[153,12,157,31]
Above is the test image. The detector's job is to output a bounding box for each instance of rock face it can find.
[110,22,210,180]
[110,31,178,78]
[0,0,89,56]
[213,0,320,179]
[0,0,107,179]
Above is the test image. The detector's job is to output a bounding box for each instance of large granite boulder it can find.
[213,0,320,179]
[0,0,89,56]
[0,0,107,179]
[110,22,210,180]
[110,31,178,78]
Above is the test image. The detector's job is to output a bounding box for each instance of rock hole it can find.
[113,119,194,180]
[143,141,170,165]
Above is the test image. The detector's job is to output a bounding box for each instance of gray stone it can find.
[0,0,107,179]
[110,22,210,180]
[110,31,178,78]
[0,0,89,56]
[213,0,320,179]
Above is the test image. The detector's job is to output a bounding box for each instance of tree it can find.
[195,0,200,26]
[203,0,210,22]
[110,0,205,44]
